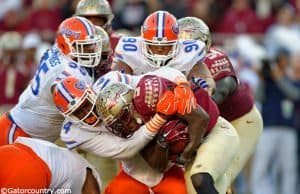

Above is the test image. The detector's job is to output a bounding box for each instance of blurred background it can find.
[1,0,300,193]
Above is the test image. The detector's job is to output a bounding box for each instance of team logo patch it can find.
[172,23,179,34]
[59,27,80,39]
[75,80,85,91]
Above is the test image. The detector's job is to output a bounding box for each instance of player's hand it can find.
[174,79,197,115]
[177,140,199,164]
[156,90,177,115]
[158,119,188,144]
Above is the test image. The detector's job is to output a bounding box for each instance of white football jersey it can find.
[60,120,155,159]
[114,37,206,76]
[93,66,186,92]
[15,137,101,193]
[10,45,94,142]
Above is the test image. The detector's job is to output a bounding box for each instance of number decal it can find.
[122,38,137,52]
[63,121,73,134]
[31,52,50,95]
[183,40,199,53]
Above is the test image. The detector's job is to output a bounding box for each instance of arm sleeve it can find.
[79,125,156,159]
[276,78,300,101]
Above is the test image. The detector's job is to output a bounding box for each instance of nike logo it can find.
[246,120,253,124]
[220,125,228,129]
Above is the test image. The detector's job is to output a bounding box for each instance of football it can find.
[169,136,189,155]
[159,119,189,156]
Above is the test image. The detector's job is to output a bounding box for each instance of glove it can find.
[158,119,189,156]
[156,90,177,115]
[174,80,197,115]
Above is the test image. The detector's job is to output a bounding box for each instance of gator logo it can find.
[75,80,85,91]
[59,27,80,39]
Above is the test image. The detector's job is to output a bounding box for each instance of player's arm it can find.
[77,125,155,159]
[76,113,168,159]
[141,137,169,172]
[111,61,133,74]
[176,104,209,164]
[188,62,216,95]
[212,76,238,105]
[82,168,101,194]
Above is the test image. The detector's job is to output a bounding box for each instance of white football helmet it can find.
[178,17,212,51]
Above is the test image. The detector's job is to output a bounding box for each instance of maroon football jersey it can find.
[109,32,121,55]
[204,47,254,121]
[134,75,219,136]
[193,88,219,136]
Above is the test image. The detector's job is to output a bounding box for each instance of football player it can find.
[111,10,216,95]
[95,68,239,194]
[0,16,101,145]
[52,75,192,194]
[0,137,101,194]
[51,67,208,193]
[178,16,263,192]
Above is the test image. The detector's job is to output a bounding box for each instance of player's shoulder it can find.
[110,31,123,38]
[178,39,206,50]
[175,40,206,65]
[207,47,227,56]
[177,39,206,59]
[93,71,134,92]
[204,47,232,65]
[114,36,143,66]
[115,36,142,51]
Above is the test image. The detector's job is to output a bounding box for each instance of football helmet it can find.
[95,26,111,53]
[75,0,114,31]
[178,17,211,51]
[94,26,112,77]
[141,11,179,67]
[96,83,137,138]
[56,16,102,68]
[52,76,101,127]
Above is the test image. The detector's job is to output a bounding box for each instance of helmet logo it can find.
[59,27,81,39]
[75,80,85,91]
[172,23,179,34]
[105,89,123,110]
